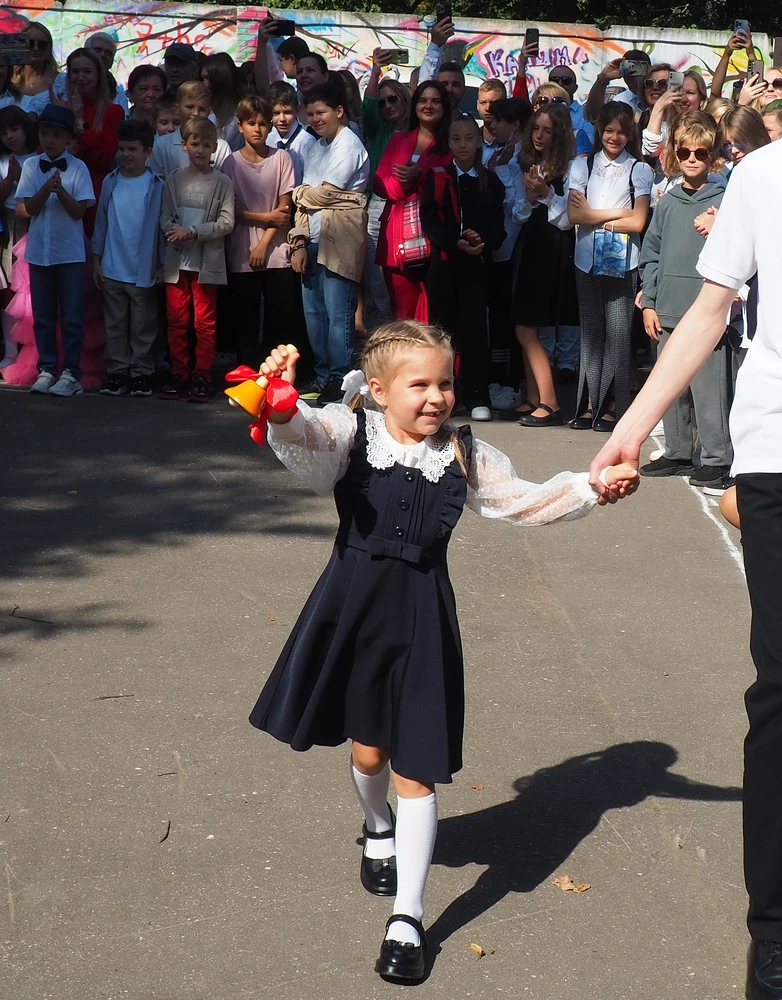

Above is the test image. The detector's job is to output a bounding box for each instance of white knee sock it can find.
[387,792,438,946]
[350,762,395,860]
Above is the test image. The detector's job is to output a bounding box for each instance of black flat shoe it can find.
[375,914,426,981]
[592,415,617,433]
[360,805,396,896]
[570,413,593,430]
[498,399,534,421]
[517,403,563,427]
[747,939,782,998]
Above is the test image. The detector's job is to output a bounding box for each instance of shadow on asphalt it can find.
[0,392,333,583]
[420,741,742,977]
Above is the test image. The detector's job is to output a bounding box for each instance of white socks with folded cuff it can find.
[387,791,438,947]
[351,762,395,860]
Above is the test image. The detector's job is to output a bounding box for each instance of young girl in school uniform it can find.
[503,103,578,427]
[247,325,637,981]
[420,116,506,421]
[567,103,653,431]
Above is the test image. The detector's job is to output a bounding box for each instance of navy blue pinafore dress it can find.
[249,411,474,784]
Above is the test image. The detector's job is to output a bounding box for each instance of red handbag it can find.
[396,193,430,268]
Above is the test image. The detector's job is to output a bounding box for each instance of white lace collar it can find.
[364,409,455,484]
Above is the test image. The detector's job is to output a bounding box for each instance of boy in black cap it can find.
[16,105,95,396]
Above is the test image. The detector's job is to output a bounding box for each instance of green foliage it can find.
[220,0,780,35]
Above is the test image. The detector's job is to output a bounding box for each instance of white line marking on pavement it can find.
[650,434,745,578]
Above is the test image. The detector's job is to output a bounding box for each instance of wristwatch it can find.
[189,225,197,238]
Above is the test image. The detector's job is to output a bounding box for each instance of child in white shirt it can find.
[16,104,95,396]
[149,82,230,177]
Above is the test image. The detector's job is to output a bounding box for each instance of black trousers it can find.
[426,252,491,408]
[226,268,310,373]
[737,474,782,941]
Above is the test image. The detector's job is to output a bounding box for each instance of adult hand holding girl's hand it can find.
[597,463,640,505]
[694,205,718,238]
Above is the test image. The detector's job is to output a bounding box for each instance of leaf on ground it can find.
[552,874,591,893]
[472,784,484,791]
[470,942,485,958]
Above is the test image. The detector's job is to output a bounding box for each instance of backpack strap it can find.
[628,158,639,209]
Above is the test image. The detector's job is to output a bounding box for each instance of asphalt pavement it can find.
[0,387,750,1000]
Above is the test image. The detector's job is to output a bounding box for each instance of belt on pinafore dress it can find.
[337,528,445,566]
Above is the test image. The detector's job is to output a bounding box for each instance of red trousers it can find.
[165,271,218,379]
[384,266,429,322]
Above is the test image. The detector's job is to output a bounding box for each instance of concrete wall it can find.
[0,1,771,97]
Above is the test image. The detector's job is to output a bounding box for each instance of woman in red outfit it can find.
[373,80,451,321]
[64,48,123,236]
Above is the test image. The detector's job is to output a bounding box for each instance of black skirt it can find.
[249,413,474,784]
[512,182,580,329]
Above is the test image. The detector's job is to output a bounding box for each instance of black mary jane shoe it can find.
[375,914,427,981]
[569,411,593,430]
[592,412,617,433]
[499,399,534,421]
[360,806,397,896]
[517,402,563,427]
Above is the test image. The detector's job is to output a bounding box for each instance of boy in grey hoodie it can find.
[638,118,732,487]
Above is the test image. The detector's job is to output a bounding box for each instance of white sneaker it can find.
[30,371,55,393]
[48,370,84,397]
[470,406,492,421]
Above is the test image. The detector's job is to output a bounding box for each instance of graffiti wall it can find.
[0,1,770,99]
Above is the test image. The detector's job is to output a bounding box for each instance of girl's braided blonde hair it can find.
[349,320,469,475]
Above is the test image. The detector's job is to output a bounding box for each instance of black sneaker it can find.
[187,375,211,403]
[640,456,695,478]
[100,375,129,396]
[690,464,730,488]
[316,378,345,405]
[130,377,153,397]
[297,378,323,400]
[702,473,735,496]
[159,375,188,400]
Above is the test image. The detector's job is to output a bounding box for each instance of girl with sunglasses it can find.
[530,82,570,113]
[638,117,734,487]
[11,23,59,101]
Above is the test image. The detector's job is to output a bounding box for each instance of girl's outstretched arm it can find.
[466,439,636,525]
[268,402,358,496]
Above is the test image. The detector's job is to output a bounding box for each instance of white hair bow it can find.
[341,369,370,404]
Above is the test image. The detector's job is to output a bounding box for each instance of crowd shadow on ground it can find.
[1,392,334,583]
[422,741,742,977]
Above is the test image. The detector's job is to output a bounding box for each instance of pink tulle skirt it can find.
[1,235,107,390]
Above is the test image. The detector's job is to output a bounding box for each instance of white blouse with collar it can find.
[268,403,598,527]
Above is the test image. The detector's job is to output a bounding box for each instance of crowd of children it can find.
[0,17,778,493]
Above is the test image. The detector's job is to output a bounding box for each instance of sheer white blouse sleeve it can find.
[467,438,598,525]
[267,402,358,496]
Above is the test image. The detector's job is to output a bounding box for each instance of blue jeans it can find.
[29,262,86,379]
[540,325,581,371]
[301,244,357,384]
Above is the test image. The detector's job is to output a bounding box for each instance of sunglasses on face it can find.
[378,94,399,108]
[676,146,710,162]
[536,96,566,105]
[719,140,748,157]
[645,78,668,90]
[767,78,782,90]
[28,39,49,50]
[549,76,573,86]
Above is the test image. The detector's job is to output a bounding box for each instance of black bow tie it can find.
[40,157,67,173]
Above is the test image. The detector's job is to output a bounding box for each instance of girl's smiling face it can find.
[602,118,629,159]
[449,119,480,168]
[369,347,455,444]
